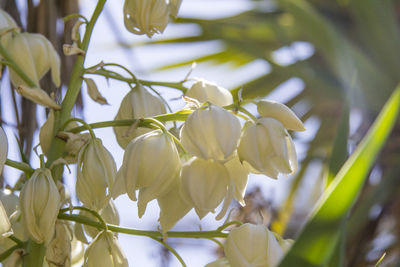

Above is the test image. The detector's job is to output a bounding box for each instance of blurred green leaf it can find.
[278,86,400,267]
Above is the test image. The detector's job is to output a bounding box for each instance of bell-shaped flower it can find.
[83,230,128,267]
[113,130,181,217]
[5,32,60,87]
[76,138,116,211]
[0,190,26,254]
[46,221,72,267]
[185,79,233,107]
[224,155,249,206]
[19,168,61,244]
[113,84,166,148]
[180,104,241,162]
[0,9,18,47]
[75,200,119,243]
[168,0,183,17]
[123,0,170,37]
[238,118,297,179]
[0,200,12,238]
[180,157,229,219]
[224,223,284,267]
[0,127,7,175]
[157,177,192,233]
[257,100,305,131]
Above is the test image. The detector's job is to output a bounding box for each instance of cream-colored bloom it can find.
[180,104,241,162]
[185,79,233,107]
[46,221,72,267]
[113,130,180,217]
[76,138,116,211]
[157,177,192,232]
[19,168,61,244]
[123,0,170,37]
[0,200,12,238]
[224,155,249,206]
[113,85,166,148]
[0,9,17,33]
[180,157,229,219]
[225,224,284,267]
[168,0,182,17]
[5,32,60,87]
[0,127,7,175]
[257,100,305,131]
[238,118,297,179]
[84,231,128,267]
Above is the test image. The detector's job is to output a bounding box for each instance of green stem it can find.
[57,213,228,239]
[0,244,22,261]
[46,0,106,171]
[22,240,46,267]
[68,111,192,133]
[8,235,24,246]
[5,159,34,175]
[237,106,257,122]
[61,117,96,139]
[60,206,107,230]
[150,236,187,267]
[88,69,187,92]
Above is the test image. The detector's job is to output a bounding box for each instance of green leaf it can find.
[278,86,400,267]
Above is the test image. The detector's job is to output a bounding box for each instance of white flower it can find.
[180,104,241,162]
[224,224,284,267]
[0,200,12,239]
[19,168,61,244]
[0,127,7,175]
[84,231,128,267]
[113,130,181,217]
[123,0,170,37]
[224,155,249,206]
[76,138,116,211]
[157,177,192,232]
[5,32,60,87]
[113,84,166,148]
[238,118,297,179]
[180,157,229,219]
[257,100,305,131]
[185,79,233,107]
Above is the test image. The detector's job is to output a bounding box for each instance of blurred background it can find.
[1,0,400,266]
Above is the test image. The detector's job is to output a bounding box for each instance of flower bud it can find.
[123,0,170,37]
[113,85,166,148]
[181,157,229,219]
[113,130,181,217]
[224,224,284,267]
[238,118,297,179]
[157,177,192,233]
[84,231,128,267]
[180,104,241,162]
[5,32,60,87]
[46,221,72,267]
[19,168,61,244]
[257,100,305,131]
[0,127,7,175]
[185,79,233,107]
[76,138,116,211]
